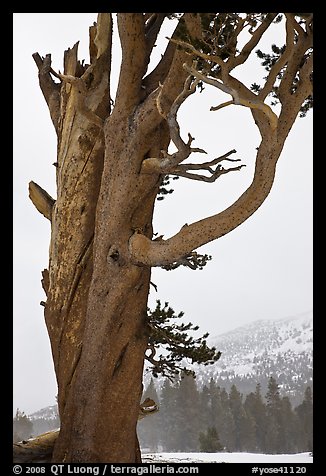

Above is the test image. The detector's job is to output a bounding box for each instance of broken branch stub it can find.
[28,181,55,221]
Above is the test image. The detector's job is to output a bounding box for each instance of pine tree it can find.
[159,378,180,451]
[244,383,268,452]
[174,374,201,451]
[265,376,282,453]
[208,378,221,431]
[199,384,211,434]
[199,426,224,452]
[229,384,255,451]
[217,388,236,451]
[295,386,313,452]
[279,396,300,453]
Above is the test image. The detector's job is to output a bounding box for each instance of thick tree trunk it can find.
[32,33,169,460]
[51,110,167,462]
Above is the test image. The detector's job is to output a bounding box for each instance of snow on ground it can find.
[142,452,313,463]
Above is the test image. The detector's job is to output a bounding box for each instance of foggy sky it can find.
[13,13,313,414]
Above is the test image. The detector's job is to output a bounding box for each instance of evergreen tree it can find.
[265,376,282,453]
[279,396,300,453]
[208,378,221,431]
[199,426,224,452]
[198,378,221,435]
[199,383,211,434]
[244,383,269,452]
[295,386,313,451]
[159,378,180,451]
[13,409,33,443]
[229,384,255,451]
[174,374,201,451]
[217,388,236,451]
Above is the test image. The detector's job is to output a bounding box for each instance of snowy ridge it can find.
[29,404,58,421]
[194,310,313,401]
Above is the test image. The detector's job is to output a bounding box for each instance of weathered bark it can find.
[29,13,312,463]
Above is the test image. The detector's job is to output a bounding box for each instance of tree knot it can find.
[107,245,120,263]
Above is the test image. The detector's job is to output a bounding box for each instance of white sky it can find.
[13,13,313,414]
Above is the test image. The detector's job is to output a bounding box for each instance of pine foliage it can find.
[146,300,221,380]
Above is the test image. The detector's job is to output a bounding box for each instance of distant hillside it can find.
[199,310,312,404]
[144,311,313,404]
[29,404,58,421]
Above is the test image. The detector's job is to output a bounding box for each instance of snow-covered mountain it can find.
[29,404,58,421]
[144,310,313,405]
[195,310,312,401]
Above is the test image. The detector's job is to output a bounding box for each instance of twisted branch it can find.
[184,64,278,130]
[169,149,245,182]
[141,75,244,182]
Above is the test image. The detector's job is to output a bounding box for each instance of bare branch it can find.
[258,19,295,101]
[168,37,224,67]
[210,99,234,111]
[164,149,245,183]
[141,75,208,174]
[130,13,311,271]
[32,53,61,134]
[171,162,245,183]
[130,140,283,268]
[184,64,278,131]
[157,75,202,162]
[141,73,245,183]
[178,149,237,169]
[136,13,207,132]
[227,14,277,71]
